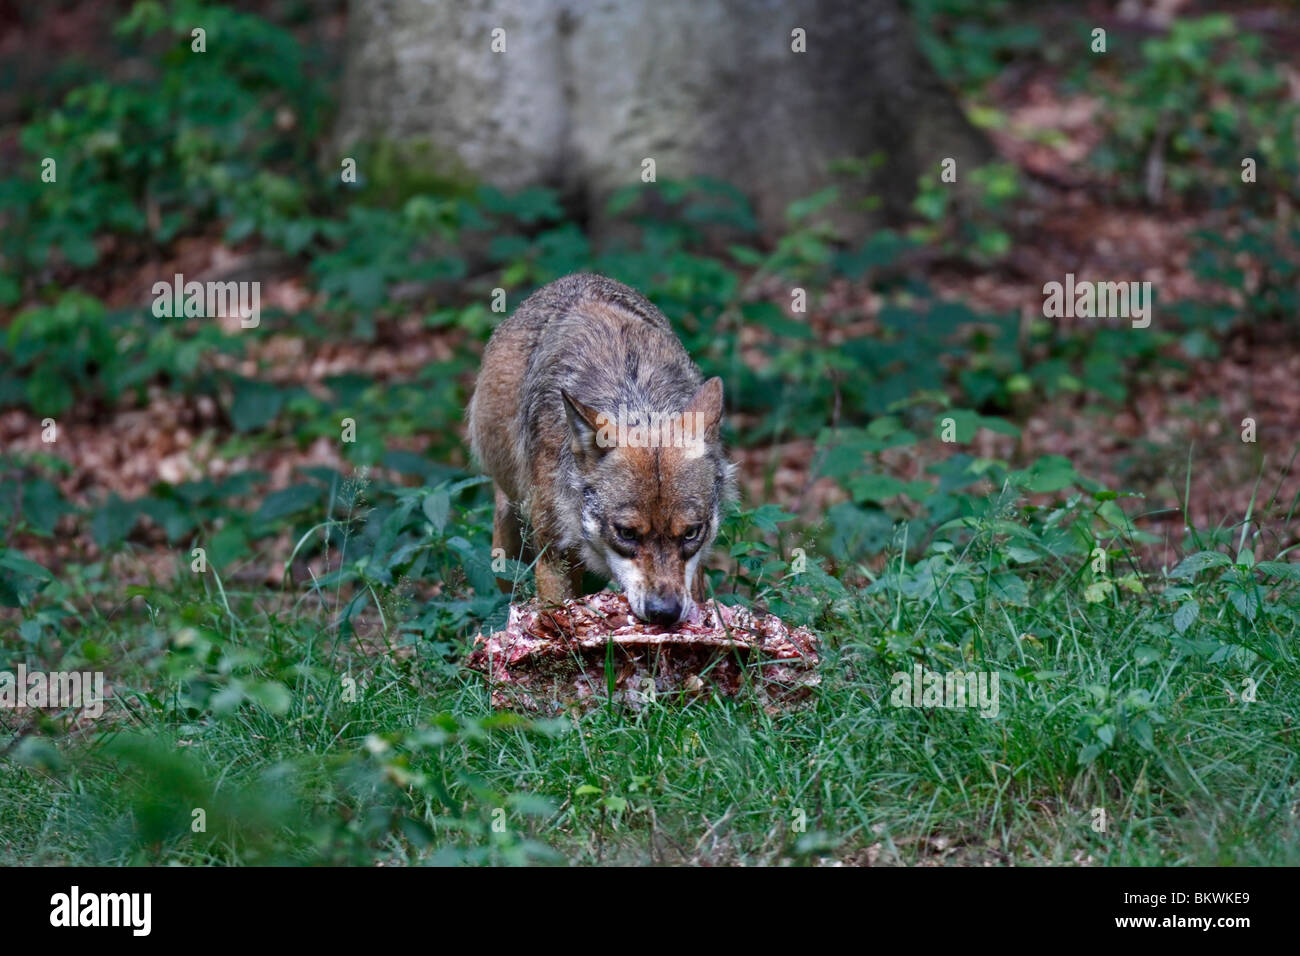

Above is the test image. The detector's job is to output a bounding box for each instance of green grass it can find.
[3,500,1297,866]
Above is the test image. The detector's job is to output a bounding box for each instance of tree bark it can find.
[336,0,993,238]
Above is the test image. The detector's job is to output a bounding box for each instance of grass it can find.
[3,493,1297,866]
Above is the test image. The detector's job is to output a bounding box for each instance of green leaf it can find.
[904,480,932,501]
[740,301,813,340]
[399,817,435,849]
[343,267,386,309]
[26,372,75,417]
[230,379,286,433]
[785,186,839,222]
[446,535,497,595]
[422,487,451,534]
[848,473,906,504]
[20,478,71,535]
[1130,717,1155,751]
[254,483,320,523]
[0,274,20,306]
[137,496,193,542]
[1257,561,1300,581]
[1228,586,1259,622]
[1173,600,1199,634]
[209,524,250,568]
[245,681,292,715]
[601,795,629,813]
[506,793,558,817]
[1096,500,1132,531]
[90,495,139,548]
[1170,550,1233,579]
[728,245,765,266]
[934,409,979,443]
[1084,580,1115,603]
[979,415,1021,438]
[1006,545,1040,564]
[991,572,1030,606]
[1019,455,1077,493]
[748,504,796,534]
[61,234,98,267]
[1117,572,1145,594]
[1134,644,1162,665]
[0,549,54,608]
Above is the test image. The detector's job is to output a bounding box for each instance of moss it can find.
[343,138,480,206]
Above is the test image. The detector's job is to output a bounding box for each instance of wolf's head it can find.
[561,377,734,627]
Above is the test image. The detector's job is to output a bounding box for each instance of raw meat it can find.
[467,591,821,713]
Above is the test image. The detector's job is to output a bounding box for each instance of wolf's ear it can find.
[684,377,724,441]
[561,389,609,467]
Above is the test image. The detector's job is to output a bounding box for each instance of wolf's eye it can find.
[683,523,704,542]
[614,525,640,544]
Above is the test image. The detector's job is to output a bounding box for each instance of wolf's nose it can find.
[642,594,682,627]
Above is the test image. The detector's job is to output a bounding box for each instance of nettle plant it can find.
[813,409,1153,598]
[710,501,846,628]
[907,0,1045,88]
[0,1,325,297]
[1169,222,1300,357]
[1066,538,1299,769]
[1,291,253,417]
[275,473,513,651]
[1092,15,1300,204]
[911,161,1021,262]
[1163,545,1300,656]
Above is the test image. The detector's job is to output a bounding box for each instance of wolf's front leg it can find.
[491,485,530,594]
[535,549,585,607]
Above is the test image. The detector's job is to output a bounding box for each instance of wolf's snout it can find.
[642,592,683,627]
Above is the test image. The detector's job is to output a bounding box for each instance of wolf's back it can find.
[468,274,701,503]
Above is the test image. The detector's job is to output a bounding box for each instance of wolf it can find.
[467,274,736,626]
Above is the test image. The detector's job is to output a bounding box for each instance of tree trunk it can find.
[335,0,993,238]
